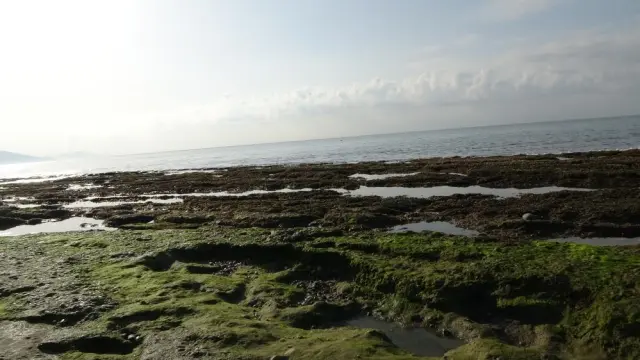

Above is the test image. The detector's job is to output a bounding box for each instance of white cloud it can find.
[4,18,640,155]
[163,22,640,127]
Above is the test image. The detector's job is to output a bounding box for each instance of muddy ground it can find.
[1,150,640,359]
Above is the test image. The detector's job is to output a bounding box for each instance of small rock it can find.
[365,330,391,342]
[127,334,136,340]
[522,213,538,221]
[284,348,296,356]
[26,218,43,225]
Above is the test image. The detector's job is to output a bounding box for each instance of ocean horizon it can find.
[2,115,639,180]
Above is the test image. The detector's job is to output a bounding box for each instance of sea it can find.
[1,116,639,180]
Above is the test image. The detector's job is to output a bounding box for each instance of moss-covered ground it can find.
[1,227,639,359]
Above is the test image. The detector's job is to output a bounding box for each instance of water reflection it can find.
[390,221,479,236]
[63,198,183,208]
[348,185,593,199]
[349,173,419,181]
[0,217,115,237]
[346,317,463,357]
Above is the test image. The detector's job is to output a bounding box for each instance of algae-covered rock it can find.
[2,150,640,359]
[105,214,155,227]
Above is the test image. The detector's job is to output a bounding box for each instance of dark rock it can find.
[282,301,359,330]
[522,213,541,221]
[38,335,137,355]
[42,209,72,219]
[353,212,398,228]
[40,204,63,210]
[158,214,209,224]
[26,218,43,225]
[365,329,392,342]
[105,214,155,227]
[0,216,25,230]
[0,285,37,297]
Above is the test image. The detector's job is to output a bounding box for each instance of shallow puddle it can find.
[549,237,640,246]
[390,221,479,236]
[349,173,419,181]
[141,188,314,198]
[165,169,222,175]
[346,317,463,357]
[67,184,102,191]
[12,204,41,209]
[63,198,183,209]
[2,196,35,203]
[0,217,115,237]
[347,185,593,199]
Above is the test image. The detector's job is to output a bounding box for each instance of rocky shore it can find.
[1,150,639,359]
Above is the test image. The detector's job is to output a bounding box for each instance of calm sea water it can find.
[1,116,639,179]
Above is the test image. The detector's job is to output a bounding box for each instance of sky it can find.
[0,0,639,156]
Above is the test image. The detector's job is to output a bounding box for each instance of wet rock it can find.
[215,283,246,304]
[166,280,203,291]
[40,204,63,210]
[0,285,37,297]
[158,214,210,224]
[105,214,155,227]
[365,329,392,342]
[351,212,398,228]
[42,209,72,219]
[522,213,541,221]
[184,261,242,276]
[108,307,192,330]
[110,251,136,259]
[38,334,137,355]
[437,328,453,338]
[0,216,25,230]
[236,213,317,228]
[139,332,218,360]
[26,218,43,225]
[133,252,176,271]
[280,301,359,330]
[19,294,115,327]
[579,223,640,238]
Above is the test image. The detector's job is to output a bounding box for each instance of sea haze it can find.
[1,116,639,179]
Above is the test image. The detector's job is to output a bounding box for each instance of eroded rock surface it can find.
[0,150,639,359]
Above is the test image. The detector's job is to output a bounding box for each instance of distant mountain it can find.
[0,151,44,165]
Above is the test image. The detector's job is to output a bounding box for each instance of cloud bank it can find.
[3,2,640,155]
[166,22,640,129]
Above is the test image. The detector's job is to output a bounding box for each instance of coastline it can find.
[0,146,640,181]
[1,149,640,359]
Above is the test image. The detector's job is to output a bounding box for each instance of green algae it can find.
[1,227,640,359]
